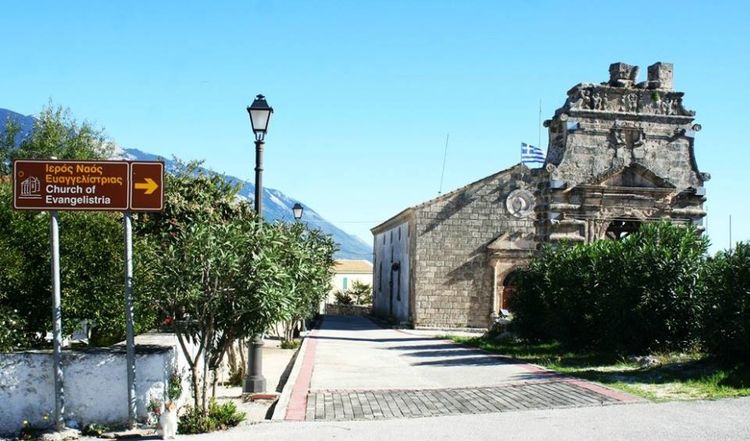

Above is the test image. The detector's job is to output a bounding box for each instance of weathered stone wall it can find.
[324,304,372,317]
[0,334,194,436]
[413,165,541,328]
[541,62,707,243]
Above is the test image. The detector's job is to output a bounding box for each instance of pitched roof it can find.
[334,259,373,274]
[371,162,531,234]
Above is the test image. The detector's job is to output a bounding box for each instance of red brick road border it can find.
[285,322,321,420]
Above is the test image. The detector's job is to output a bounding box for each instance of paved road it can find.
[187,397,750,441]
[310,315,549,390]
[293,315,636,421]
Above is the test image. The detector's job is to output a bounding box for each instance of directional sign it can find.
[13,159,165,212]
[13,160,130,211]
[130,162,164,211]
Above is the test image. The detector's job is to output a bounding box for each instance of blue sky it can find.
[1,0,748,251]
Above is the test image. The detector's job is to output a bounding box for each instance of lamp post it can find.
[292,203,304,221]
[291,202,309,334]
[243,94,273,394]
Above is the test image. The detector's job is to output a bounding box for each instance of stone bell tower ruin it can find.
[539,62,708,242]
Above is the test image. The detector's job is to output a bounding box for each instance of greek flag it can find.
[521,142,545,165]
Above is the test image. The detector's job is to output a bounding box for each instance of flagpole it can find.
[538,99,542,150]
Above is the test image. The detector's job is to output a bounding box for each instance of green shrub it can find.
[81,423,109,437]
[178,400,246,434]
[333,282,373,306]
[178,406,215,434]
[280,339,301,349]
[510,265,552,341]
[348,281,373,305]
[208,400,246,429]
[510,222,707,354]
[334,290,353,305]
[701,243,750,363]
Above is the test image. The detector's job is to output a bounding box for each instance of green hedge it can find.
[510,222,708,354]
[701,243,750,363]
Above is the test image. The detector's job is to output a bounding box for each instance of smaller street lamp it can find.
[292,203,304,221]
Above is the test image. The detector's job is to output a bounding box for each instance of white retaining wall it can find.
[0,333,194,436]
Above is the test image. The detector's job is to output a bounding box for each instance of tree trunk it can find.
[176,330,202,410]
[211,370,219,398]
[191,366,200,410]
[201,346,210,412]
[227,344,237,376]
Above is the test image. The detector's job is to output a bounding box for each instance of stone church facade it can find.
[371,62,708,328]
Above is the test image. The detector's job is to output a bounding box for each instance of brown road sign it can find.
[13,160,130,211]
[130,161,164,211]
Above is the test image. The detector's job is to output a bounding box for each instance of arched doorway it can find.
[500,270,521,311]
[605,219,641,240]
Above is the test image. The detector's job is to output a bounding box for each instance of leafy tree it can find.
[333,290,354,305]
[0,105,154,349]
[1,104,340,429]
[1,104,112,169]
[348,281,373,305]
[274,222,336,342]
[138,164,299,411]
[332,281,372,307]
[142,220,249,411]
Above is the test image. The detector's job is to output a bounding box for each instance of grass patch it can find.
[280,339,301,349]
[452,336,750,401]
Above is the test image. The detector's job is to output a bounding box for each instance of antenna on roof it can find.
[438,133,449,195]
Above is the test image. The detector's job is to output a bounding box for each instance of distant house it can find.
[328,259,373,301]
[371,62,708,329]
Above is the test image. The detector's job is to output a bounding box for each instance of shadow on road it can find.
[309,335,436,343]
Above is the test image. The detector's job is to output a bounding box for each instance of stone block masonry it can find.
[412,166,541,328]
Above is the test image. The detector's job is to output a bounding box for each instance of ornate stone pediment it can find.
[590,163,675,189]
[487,232,537,253]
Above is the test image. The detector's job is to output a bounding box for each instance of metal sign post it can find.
[123,161,163,428]
[12,159,165,432]
[123,211,137,429]
[50,210,65,431]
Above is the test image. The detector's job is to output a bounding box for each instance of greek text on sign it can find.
[14,160,129,211]
[13,160,165,212]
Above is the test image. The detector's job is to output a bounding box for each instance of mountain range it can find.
[0,108,373,261]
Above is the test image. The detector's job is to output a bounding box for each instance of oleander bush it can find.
[510,222,708,354]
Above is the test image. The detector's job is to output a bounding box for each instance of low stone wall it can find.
[324,304,372,316]
[0,333,193,436]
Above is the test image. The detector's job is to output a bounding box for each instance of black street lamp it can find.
[243,94,273,394]
[292,203,304,221]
